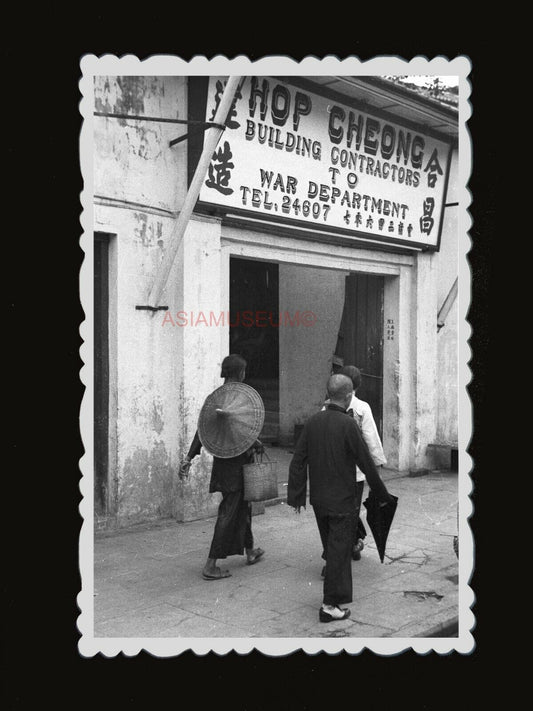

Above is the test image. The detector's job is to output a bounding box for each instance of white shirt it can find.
[322,393,386,482]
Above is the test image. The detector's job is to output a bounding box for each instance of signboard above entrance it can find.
[197,77,454,251]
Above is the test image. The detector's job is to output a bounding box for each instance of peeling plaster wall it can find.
[435,148,459,447]
[173,218,227,522]
[95,205,183,527]
[93,76,187,527]
[436,297,458,446]
[278,265,347,445]
[382,268,412,471]
[94,76,187,212]
[409,147,458,468]
[411,251,438,469]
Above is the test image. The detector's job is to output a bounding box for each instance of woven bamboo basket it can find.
[243,451,278,502]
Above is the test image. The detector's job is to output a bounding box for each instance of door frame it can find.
[93,229,118,519]
[220,224,415,470]
[336,272,385,438]
[94,233,109,516]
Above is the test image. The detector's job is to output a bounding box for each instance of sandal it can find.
[246,548,265,565]
[202,567,232,581]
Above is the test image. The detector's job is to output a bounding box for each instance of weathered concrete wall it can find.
[95,205,183,528]
[278,264,347,445]
[382,266,413,471]
[173,217,226,522]
[411,251,439,470]
[94,76,188,527]
[405,147,459,468]
[94,76,187,211]
[435,148,459,447]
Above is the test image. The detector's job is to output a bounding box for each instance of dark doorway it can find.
[334,273,384,437]
[94,233,110,515]
[229,257,279,442]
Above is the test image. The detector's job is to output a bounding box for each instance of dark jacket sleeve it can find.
[287,425,308,509]
[346,420,390,502]
[187,431,202,460]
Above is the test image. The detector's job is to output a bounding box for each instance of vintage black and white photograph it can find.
[78,55,473,656]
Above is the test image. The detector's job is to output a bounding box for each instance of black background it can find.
[5,14,493,710]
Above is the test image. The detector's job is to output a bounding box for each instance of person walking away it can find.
[321,365,387,564]
[179,354,265,580]
[338,365,387,562]
[288,374,394,622]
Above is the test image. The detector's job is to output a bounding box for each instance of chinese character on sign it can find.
[205,141,234,196]
[388,221,394,232]
[407,224,413,237]
[386,319,395,340]
[423,148,444,188]
[355,212,362,227]
[366,216,373,229]
[398,222,404,235]
[378,218,385,231]
[209,80,242,129]
[419,197,435,236]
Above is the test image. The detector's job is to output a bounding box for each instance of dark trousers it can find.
[353,481,366,545]
[314,507,353,606]
[320,481,366,561]
[208,490,253,559]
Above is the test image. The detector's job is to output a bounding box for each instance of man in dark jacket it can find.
[288,374,393,622]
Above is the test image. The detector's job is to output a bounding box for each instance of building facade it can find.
[92,75,459,529]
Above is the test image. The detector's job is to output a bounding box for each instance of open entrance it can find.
[94,233,110,515]
[228,258,385,448]
[334,273,385,436]
[229,257,280,442]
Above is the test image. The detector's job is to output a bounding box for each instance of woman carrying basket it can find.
[179,354,265,581]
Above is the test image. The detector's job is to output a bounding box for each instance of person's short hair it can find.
[326,374,353,401]
[220,354,247,378]
[339,365,362,390]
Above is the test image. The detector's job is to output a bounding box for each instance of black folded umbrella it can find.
[363,493,399,563]
[356,518,367,540]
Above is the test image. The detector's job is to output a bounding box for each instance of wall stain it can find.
[132,213,165,249]
[94,76,114,114]
[174,380,220,522]
[119,442,172,521]
[115,76,146,115]
[133,125,163,161]
[151,400,164,435]
[95,77,147,126]
[133,212,148,246]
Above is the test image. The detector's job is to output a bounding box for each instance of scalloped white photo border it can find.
[78,54,474,657]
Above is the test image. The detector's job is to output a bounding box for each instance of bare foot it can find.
[246,548,265,565]
[202,566,231,580]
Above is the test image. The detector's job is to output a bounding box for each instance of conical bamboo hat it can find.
[197,382,265,458]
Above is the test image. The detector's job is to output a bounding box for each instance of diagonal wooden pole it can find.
[437,276,458,331]
[145,75,243,310]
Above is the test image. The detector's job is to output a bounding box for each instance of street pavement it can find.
[93,451,459,639]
